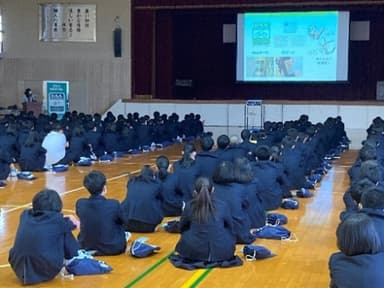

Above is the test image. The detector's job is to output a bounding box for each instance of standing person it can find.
[156,155,183,216]
[169,177,242,269]
[329,213,384,288]
[76,171,126,255]
[8,189,80,285]
[22,88,37,103]
[42,122,68,169]
[121,165,163,232]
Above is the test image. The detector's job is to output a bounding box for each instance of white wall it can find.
[106,100,384,149]
[0,0,131,113]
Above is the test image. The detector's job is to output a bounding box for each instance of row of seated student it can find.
[0,110,204,187]
[330,116,384,287]
[9,114,351,284]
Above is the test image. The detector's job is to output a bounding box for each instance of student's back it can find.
[76,171,126,255]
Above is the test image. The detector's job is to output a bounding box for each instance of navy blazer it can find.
[329,251,384,288]
[121,178,163,225]
[195,151,220,179]
[173,160,202,202]
[9,210,79,285]
[251,160,284,211]
[213,182,255,244]
[158,172,183,216]
[175,199,237,262]
[241,180,266,229]
[18,143,46,171]
[76,195,126,255]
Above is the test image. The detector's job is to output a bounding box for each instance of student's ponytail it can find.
[156,155,169,180]
[191,177,215,223]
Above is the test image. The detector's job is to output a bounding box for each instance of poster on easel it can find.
[43,81,69,119]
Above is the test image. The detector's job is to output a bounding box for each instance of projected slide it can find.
[237,11,349,82]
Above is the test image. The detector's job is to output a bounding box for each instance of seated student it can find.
[42,122,69,169]
[121,165,163,232]
[359,187,384,248]
[212,161,255,244]
[58,126,91,165]
[18,131,47,172]
[169,177,242,269]
[251,145,286,210]
[329,213,384,288]
[9,189,80,285]
[195,135,220,179]
[214,134,231,161]
[234,157,265,229]
[76,170,126,255]
[173,143,202,203]
[156,155,183,216]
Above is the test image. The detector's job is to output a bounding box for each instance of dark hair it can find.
[32,189,63,213]
[213,161,234,184]
[350,178,375,203]
[240,129,250,141]
[336,213,381,256]
[135,165,155,182]
[361,187,384,209]
[254,145,271,160]
[156,155,169,180]
[24,131,40,147]
[216,135,230,150]
[190,177,215,224]
[234,157,254,184]
[359,146,377,162]
[83,170,106,195]
[359,160,381,183]
[199,136,214,151]
[179,143,196,168]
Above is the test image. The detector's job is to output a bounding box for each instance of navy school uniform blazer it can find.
[76,195,126,255]
[241,179,266,229]
[329,251,384,288]
[251,160,284,211]
[18,143,46,171]
[195,151,220,179]
[9,210,79,285]
[158,172,184,216]
[175,199,237,262]
[173,160,202,203]
[121,178,163,226]
[213,182,255,244]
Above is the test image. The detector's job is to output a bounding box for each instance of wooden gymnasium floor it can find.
[0,143,356,288]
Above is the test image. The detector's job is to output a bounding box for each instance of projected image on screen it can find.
[237,11,350,82]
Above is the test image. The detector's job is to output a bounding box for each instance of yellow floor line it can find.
[0,263,11,268]
[180,269,207,288]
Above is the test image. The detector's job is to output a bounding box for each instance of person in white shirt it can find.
[42,123,68,169]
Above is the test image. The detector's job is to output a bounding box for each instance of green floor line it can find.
[124,252,172,288]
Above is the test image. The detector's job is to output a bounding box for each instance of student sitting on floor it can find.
[8,189,80,285]
[329,213,384,288]
[121,165,163,232]
[169,177,242,269]
[18,131,47,172]
[76,170,127,255]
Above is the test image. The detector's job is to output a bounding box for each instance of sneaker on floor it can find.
[0,181,6,188]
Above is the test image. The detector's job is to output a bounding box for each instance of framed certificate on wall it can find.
[39,3,96,42]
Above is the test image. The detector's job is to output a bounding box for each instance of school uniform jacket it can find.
[121,178,163,225]
[175,199,237,262]
[173,160,202,203]
[158,172,183,217]
[9,210,79,285]
[195,151,220,179]
[329,251,384,288]
[19,143,46,171]
[213,182,255,244]
[76,195,126,255]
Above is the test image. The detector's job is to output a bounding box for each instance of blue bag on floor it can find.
[281,198,299,209]
[52,164,69,172]
[76,157,92,166]
[266,213,288,226]
[242,245,275,261]
[296,188,313,198]
[99,154,114,162]
[129,238,160,258]
[17,171,36,180]
[66,250,112,275]
[251,225,292,240]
